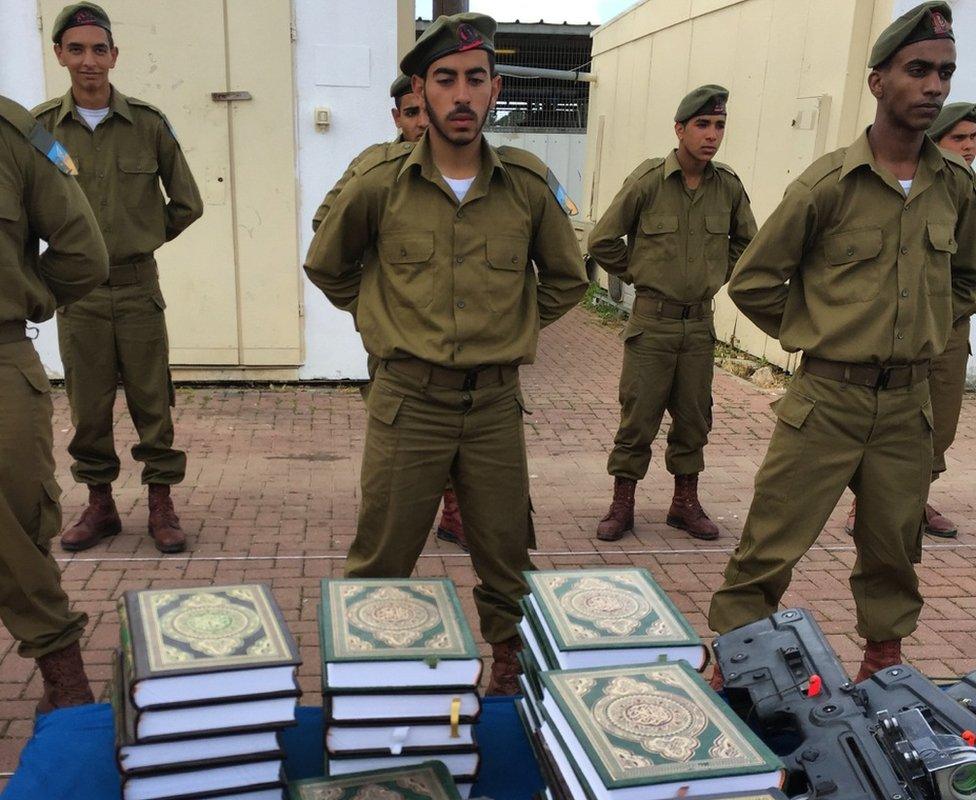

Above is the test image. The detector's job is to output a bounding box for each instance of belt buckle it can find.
[462,370,479,391]
[876,367,893,389]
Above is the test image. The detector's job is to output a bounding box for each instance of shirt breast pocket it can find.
[485,235,530,315]
[925,222,956,297]
[637,213,679,264]
[380,232,435,310]
[704,212,731,263]
[820,227,883,304]
[117,156,159,209]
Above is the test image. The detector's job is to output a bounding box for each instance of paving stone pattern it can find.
[1,306,974,778]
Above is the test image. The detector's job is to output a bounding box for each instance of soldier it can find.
[588,86,756,542]
[708,2,976,686]
[34,3,204,554]
[0,93,109,712]
[305,13,587,694]
[311,76,468,550]
[846,100,976,539]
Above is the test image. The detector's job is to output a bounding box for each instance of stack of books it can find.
[291,760,463,800]
[319,578,483,799]
[517,567,707,721]
[112,584,302,800]
[522,661,785,800]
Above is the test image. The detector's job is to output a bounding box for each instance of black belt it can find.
[633,295,710,320]
[105,257,157,287]
[385,358,517,390]
[802,356,930,390]
[0,321,27,344]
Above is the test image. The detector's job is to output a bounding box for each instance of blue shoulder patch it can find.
[545,169,578,216]
[27,123,77,175]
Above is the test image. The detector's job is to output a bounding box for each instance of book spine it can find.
[118,591,149,687]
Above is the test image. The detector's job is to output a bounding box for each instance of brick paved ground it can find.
[2,305,975,780]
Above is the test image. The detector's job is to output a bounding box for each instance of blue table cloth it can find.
[2,697,543,800]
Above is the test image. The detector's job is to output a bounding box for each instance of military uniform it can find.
[0,94,108,708]
[33,88,202,494]
[708,127,976,641]
[306,129,586,639]
[589,86,756,542]
[591,152,755,478]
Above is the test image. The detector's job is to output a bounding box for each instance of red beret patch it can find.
[931,10,952,36]
[456,23,484,52]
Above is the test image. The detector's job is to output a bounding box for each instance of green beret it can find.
[390,74,413,100]
[868,2,953,68]
[929,101,976,141]
[675,85,729,124]
[401,12,496,77]
[52,2,111,43]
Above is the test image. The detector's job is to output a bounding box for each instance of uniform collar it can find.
[663,149,716,181]
[56,85,133,126]
[397,132,507,191]
[840,126,946,185]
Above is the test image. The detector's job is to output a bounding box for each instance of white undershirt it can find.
[444,176,476,202]
[899,178,913,196]
[77,106,109,130]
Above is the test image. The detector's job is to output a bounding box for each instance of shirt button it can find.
[901,289,909,298]
[457,344,463,352]
[896,331,904,340]
[656,223,663,229]
[511,256,519,264]
[846,246,856,256]
[949,238,955,245]
[456,210,464,219]
[900,247,909,255]
[461,392,472,403]
[456,256,464,264]
[688,255,694,261]
[456,300,465,309]
[100,199,107,207]
[400,247,407,256]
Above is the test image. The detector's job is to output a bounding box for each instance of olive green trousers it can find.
[0,339,87,658]
[57,267,184,486]
[345,362,533,643]
[607,313,715,480]
[931,316,971,478]
[709,369,932,641]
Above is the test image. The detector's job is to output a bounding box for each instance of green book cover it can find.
[695,793,787,799]
[525,569,700,651]
[320,578,478,662]
[119,583,300,680]
[290,760,461,799]
[518,598,560,669]
[540,662,783,790]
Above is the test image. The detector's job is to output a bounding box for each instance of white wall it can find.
[0,0,64,376]
[485,131,587,209]
[294,0,400,380]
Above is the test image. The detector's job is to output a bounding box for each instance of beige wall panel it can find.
[594,1,692,56]
[38,0,242,366]
[225,0,303,366]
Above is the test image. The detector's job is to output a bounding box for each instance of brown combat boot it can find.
[60,484,122,551]
[435,488,468,551]
[486,635,523,696]
[844,498,856,535]
[854,638,902,683]
[596,477,636,541]
[35,641,95,715]
[924,503,957,538]
[148,484,186,553]
[666,474,719,540]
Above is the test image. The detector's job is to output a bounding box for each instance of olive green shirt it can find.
[311,134,404,233]
[0,96,108,325]
[729,129,976,364]
[304,135,587,368]
[33,88,203,264]
[588,151,757,303]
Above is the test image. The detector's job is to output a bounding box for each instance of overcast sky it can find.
[415,0,638,25]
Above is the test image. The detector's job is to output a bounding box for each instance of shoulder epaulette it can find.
[127,96,180,142]
[713,160,740,179]
[353,140,412,176]
[796,149,846,189]
[0,96,77,175]
[29,96,63,120]
[497,145,578,215]
[943,150,973,174]
[627,157,665,182]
